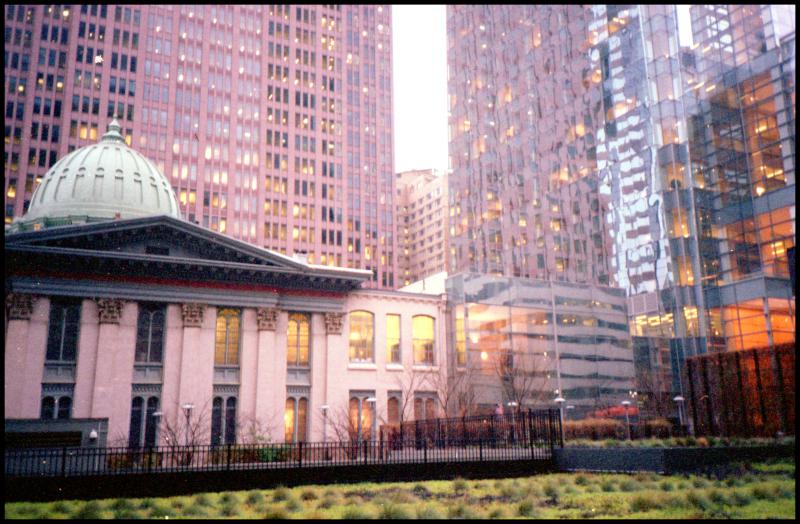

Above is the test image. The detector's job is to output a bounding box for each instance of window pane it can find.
[144,397,159,447]
[215,309,240,365]
[387,397,400,425]
[128,396,144,447]
[348,311,374,362]
[386,314,400,363]
[211,397,223,446]
[297,398,308,442]
[41,396,55,419]
[57,396,72,419]
[412,316,435,364]
[225,397,237,444]
[284,398,295,443]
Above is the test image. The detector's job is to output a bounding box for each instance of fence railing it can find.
[6,410,561,478]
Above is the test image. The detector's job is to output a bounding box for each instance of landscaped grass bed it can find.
[5,458,794,519]
[565,436,795,448]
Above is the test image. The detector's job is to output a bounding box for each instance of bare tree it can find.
[238,410,283,445]
[427,362,478,418]
[158,398,212,449]
[493,349,550,413]
[393,367,431,424]
[635,367,673,420]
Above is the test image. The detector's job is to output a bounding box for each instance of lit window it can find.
[287,313,310,366]
[349,311,374,362]
[215,308,240,365]
[412,315,435,364]
[386,314,400,364]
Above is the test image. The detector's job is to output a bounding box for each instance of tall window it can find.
[211,396,237,445]
[40,395,72,419]
[387,394,401,425]
[135,303,165,363]
[46,299,81,362]
[348,311,374,362]
[349,393,375,440]
[128,396,159,448]
[386,314,401,364]
[284,396,308,443]
[414,394,438,420]
[287,313,310,366]
[412,315,435,364]
[215,308,240,365]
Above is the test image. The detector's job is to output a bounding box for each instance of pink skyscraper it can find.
[4,4,397,288]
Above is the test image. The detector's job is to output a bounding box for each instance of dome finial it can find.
[102,117,125,143]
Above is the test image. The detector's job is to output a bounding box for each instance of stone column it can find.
[177,303,213,420]
[321,312,345,439]
[5,294,44,418]
[90,299,124,418]
[254,307,279,440]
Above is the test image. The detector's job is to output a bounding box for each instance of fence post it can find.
[226,444,232,470]
[479,438,483,461]
[61,446,67,477]
[528,411,534,460]
[299,441,303,467]
[424,441,427,463]
[363,440,368,465]
[380,438,384,462]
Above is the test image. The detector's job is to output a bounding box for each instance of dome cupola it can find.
[16,119,179,229]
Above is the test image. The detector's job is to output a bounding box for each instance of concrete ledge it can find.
[4,459,554,502]
[554,444,794,474]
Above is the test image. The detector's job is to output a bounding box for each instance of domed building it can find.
[5,120,447,453]
[9,120,179,232]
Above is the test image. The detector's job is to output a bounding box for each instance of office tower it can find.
[3,4,397,288]
[396,168,449,286]
[447,5,613,285]
[446,5,795,409]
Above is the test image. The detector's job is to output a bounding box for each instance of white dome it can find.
[23,120,179,224]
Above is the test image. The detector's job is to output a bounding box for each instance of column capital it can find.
[6,293,37,320]
[256,307,279,331]
[324,312,345,335]
[96,298,124,324]
[181,303,207,327]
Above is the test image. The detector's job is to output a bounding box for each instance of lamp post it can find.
[621,400,631,440]
[673,395,685,435]
[565,405,575,422]
[181,403,194,447]
[554,396,565,445]
[507,401,518,443]
[151,411,163,447]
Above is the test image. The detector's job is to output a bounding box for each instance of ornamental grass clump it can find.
[415,504,443,519]
[517,497,539,517]
[686,491,713,512]
[246,490,265,505]
[629,493,664,512]
[342,505,373,519]
[300,488,319,501]
[262,505,289,519]
[194,493,213,507]
[659,480,674,492]
[574,473,591,486]
[453,477,468,494]
[618,478,639,492]
[730,490,754,507]
[377,501,412,519]
[272,486,290,502]
[149,502,177,519]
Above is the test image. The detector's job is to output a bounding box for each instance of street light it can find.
[673,395,685,433]
[554,396,565,444]
[181,403,194,447]
[565,405,575,422]
[621,400,631,440]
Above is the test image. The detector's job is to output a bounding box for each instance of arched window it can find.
[412,315,435,364]
[56,396,72,419]
[349,394,375,441]
[287,313,310,366]
[211,397,223,446]
[129,397,144,447]
[386,314,401,364]
[215,308,240,365]
[284,398,295,443]
[40,396,56,419]
[135,303,165,363]
[387,396,400,425]
[46,299,81,362]
[225,397,237,444]
[349,311,374,362]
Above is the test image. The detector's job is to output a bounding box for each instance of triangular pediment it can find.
[5,215,307,270]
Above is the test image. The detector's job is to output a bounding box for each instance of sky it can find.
[390,5,695,176]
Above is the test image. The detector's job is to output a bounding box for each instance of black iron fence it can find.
[380,409,562,450]
[6,409,561,478]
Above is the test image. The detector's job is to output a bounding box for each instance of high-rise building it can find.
[396,168,449,286]
[446,5,795,410]
[4,4,397,288]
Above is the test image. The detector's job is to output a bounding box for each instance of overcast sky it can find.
[391,5,695,176]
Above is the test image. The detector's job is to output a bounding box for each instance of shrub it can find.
[377,502,411,519]
[618,478,639,492]
[263,505,289,519]
[564,418,625,440]
[272,486,290,502]
[574,474,591,486]
[219,491,239,505]
[751,485,777,501]
[183,505,208,517]
[659,480,674,492]
[643,418,673,438]
[412,484,431,498]
[708,489,730,506]
[415,504,443,519]
[600,480,616,492]
[686,492,713,511]
[517,498,538,517]
[194,493,213,507]
[300,489,319,501]
[111,499,135,512]
[543,482,560,502]
[285,497,301,512]
[729,490,753,507]
[149,502,177,519]
[138,498,156,509]
[51,500,74,514]
[317,496,337,510]
[446,501,478,519]
[453,477,468,493]
[696,437,710,448]
[342,505,372,519]
[246,490,265,505]
[629,493,663,512]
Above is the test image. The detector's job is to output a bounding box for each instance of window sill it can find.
[412,365,439,372]
[385,363,404,371]
[348,363,377,371]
